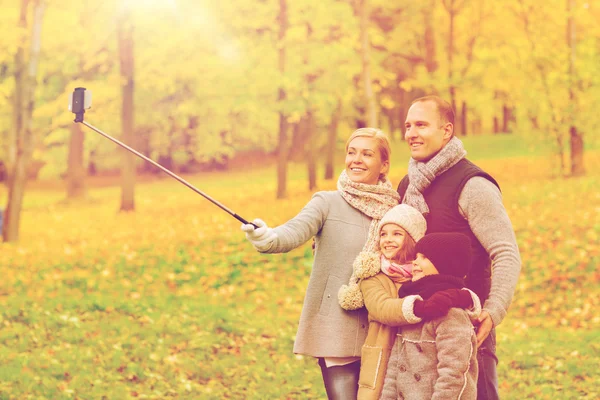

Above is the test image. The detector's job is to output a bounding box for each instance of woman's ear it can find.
[380,160,390,177]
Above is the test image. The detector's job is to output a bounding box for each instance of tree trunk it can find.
[2,0,45,243]
[569,126,584,175]
[276,0,288,199]
[518,7,565,172]
[567,0,585,176]
[6,115,17,189]
[117,5,135,211]
[423,0,437,73]
[529,115,539,130]
[286,120,304,162]
[66,122,87,199]
[386,109,396,141]
[324,98,342,180]
[554,127,567,176]
[398,87,408,139]
[358,0,377,127]
[493,116,499,134]
[461,101,467,136]
[306,111,317,191]
[88,150,97,176]
[502,104,512,133]
[471,118,481,135]
[447,0,457,122]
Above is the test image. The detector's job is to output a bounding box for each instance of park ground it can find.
[1,134,599,399]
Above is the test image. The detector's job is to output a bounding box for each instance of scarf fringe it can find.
[403,136,467,216]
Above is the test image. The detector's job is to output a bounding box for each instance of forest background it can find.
[0,0,599,398]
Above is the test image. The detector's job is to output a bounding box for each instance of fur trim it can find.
[463,289,482,321]
[338,251,382,310]
[401,295,423,324]
[353,251,381,279]
[338,283,364,310]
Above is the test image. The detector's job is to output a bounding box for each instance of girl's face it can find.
[412,253,439,281]
[345,136,389,185]
[379,224,408,261]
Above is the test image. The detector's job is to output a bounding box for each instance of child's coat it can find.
[380,308,479,400]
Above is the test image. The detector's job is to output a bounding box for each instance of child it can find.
[337,205,478,400]
[380,232,481,400]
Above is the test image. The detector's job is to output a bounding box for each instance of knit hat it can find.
[378,204,427,242]
[415,233,472,278]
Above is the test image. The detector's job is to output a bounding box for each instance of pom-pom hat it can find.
[378,204,427,243]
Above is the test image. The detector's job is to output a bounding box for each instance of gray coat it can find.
[381,308,478,400]
[261,191,370,357]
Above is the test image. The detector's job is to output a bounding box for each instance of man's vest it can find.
[397,159,500,303]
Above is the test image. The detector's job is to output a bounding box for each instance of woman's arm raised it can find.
[241,192,330,254]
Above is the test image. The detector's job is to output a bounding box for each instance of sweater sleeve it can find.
[360,276,422,326]
[431,310,477,400]
[260,192,329,254]
[458,177,522,327]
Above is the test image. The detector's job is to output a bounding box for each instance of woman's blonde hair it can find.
[345,128,391,164]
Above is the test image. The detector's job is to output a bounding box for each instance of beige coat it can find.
[357,273,421,400]
[264,191,371,357]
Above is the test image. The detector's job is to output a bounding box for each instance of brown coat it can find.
[357,273,422,400]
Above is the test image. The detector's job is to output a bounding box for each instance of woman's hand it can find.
[412,289,473,320]
[241,218,277,252]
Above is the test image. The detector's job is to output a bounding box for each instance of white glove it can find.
[241,218,277,252]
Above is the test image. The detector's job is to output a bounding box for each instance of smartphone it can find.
[68,87,92,114]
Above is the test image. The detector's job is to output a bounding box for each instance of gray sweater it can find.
[260,191,370,357]
[457,177,521,327]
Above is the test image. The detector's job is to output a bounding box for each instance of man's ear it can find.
[443,122,454,140]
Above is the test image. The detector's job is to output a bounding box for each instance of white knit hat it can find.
[377,204,427,242]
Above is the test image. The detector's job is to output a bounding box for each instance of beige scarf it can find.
[337,170,400,253]
[403,136,467,216]
[337,170,400,310]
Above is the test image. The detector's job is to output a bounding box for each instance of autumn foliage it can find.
[1,144,599,398]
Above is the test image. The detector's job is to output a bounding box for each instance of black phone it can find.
[68,87,92,121]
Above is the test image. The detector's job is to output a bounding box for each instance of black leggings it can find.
[318,358,360,400]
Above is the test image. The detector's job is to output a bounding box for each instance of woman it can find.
[241,128,400,399]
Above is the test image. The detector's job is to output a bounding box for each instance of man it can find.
[397,95,521,400]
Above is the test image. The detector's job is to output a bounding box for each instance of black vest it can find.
[397,159,500,303]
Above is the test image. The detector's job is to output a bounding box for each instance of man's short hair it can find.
[411,95,455,126]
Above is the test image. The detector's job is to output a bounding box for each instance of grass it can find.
[1,134,599,399]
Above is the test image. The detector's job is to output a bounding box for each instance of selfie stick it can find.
[69,87,258,228]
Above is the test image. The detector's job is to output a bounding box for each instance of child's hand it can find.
[413,289,473,320]
[451,289,474,308]
[413,295,452,320]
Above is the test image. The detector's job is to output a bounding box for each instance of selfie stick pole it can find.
[70,87,257,228]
